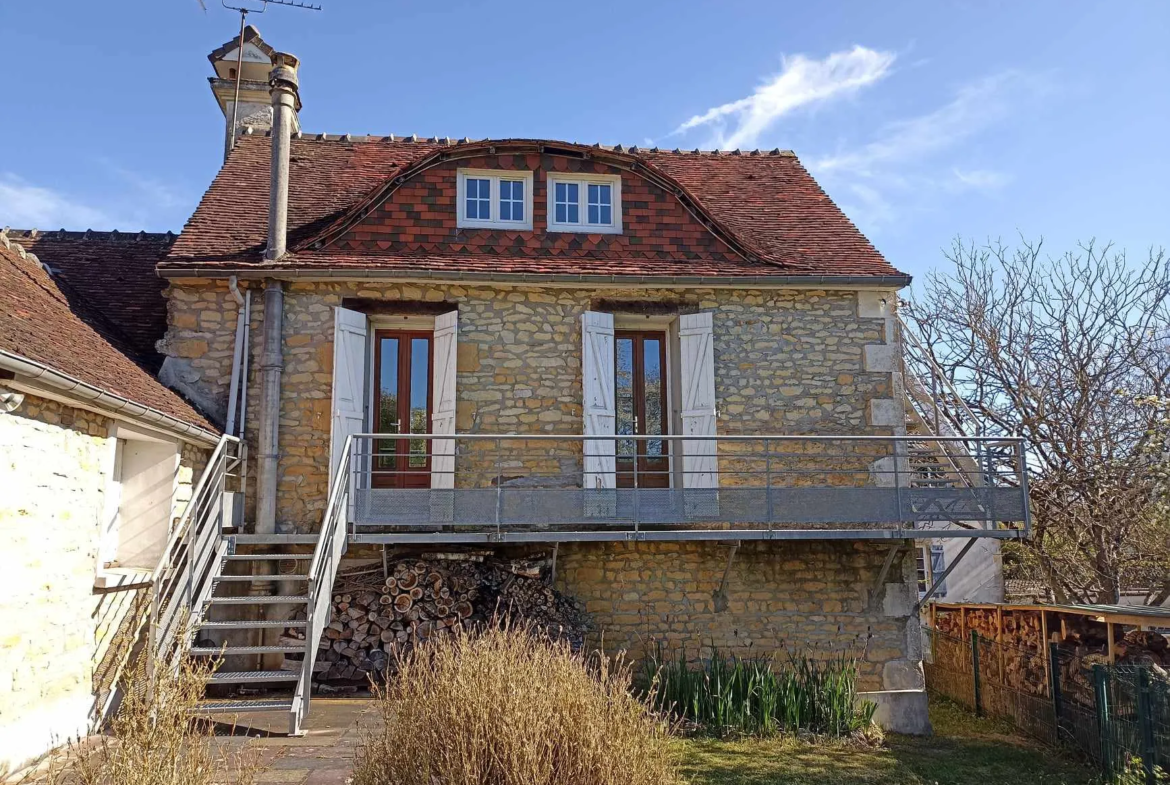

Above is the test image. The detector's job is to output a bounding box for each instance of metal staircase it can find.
[147,435,353,735]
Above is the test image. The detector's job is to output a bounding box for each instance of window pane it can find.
[500,179,524,222]
[408,337,430,467]
[588,204,599,224]
[376,337,400,474]
[566,183,578,204]
[643,338,664,457]
[500,201,511,221]
[555,202,566,223]
[600,205,612,225]
[467,178,490,220]
[567,202,579,223]
[615,338,635,457]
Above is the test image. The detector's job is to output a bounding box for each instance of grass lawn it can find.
[678,695,1099,785]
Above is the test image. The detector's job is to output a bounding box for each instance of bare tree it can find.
[905,238,1170,605]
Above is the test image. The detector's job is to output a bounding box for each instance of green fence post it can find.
[1094,664,1113,779]
[1137,667,1156,785]
[971,630,982,717]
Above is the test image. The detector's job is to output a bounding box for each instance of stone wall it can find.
[160,281,900,531]
[554,539,922,693]
[0,394,209,774]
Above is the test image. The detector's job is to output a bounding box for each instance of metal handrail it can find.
[147,434,241,680]
[289,435,352,735]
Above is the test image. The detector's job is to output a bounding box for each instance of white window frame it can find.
[546,172,622,234]
[456,168,534,231]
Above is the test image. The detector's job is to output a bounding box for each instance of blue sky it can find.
[0,0,1165,281]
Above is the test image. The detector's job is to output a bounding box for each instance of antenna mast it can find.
[222,0,321,157]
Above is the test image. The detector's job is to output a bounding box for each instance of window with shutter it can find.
[581,311,616,491]
[678,311,718,491]
[430,311,458,490]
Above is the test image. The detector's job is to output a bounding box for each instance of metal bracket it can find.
[913,538,979,614]
[867,542,903,611]
[548,542,560,587]
[712,542,740,612]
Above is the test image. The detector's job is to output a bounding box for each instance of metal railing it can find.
[340,433,1030,543]
[147,435,242,679]
[289,435,352,735]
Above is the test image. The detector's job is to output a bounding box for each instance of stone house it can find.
[0,230,219,774]
[138,31,1028,736]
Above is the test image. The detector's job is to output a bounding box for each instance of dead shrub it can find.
[27,654,261,785]
[352,621,681,785]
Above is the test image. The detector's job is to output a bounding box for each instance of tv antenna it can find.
[222,0,322,155]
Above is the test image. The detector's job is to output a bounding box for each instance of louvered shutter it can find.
[430,311,458,490]
[581,311,616,491]
[330,307,369,486]
[679,311,718,489]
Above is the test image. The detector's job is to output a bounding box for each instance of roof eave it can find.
[157,264,911,289]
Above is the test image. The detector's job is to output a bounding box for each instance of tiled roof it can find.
[7,229,175,371]
[164,135,907,282]
[0,232,217,435]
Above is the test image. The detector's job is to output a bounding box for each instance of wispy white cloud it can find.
[675,46,896,150]
[813,72,1024,176]
[950,168,1012,191]
[0,174,111,229]
[97,159,188,210]
[809,70,1048,231]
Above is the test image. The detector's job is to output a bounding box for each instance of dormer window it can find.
[457,169,534,231]
[547,173,622,234]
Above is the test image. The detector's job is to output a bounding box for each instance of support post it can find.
[1049,643,1062,723]
[972,630,983,716]
[1041,611,1051,697]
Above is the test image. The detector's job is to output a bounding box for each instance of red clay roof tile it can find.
[0,235,216,434]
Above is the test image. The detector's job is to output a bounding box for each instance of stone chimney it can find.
[265,52,300,262]
[207,25,301,161]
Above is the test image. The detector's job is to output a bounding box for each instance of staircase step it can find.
[198,619,306,630]
[206,595,310,605]
[194,699,294,714]
[191,645,305,656]
[225,554,313,561]
[208,670,299,684]
[213,575,309,582]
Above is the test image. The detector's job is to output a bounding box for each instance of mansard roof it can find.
[163,135,908,284]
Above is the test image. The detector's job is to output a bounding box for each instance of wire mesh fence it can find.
[924,626,1170,783]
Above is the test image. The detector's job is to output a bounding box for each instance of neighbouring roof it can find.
[0,232,217,435]
[207,24,276,65]
[163,135,909,283]
[7,229,175,371]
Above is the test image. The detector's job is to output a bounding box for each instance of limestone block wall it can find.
[555,539,923,693]
[0,394,209,774]
[160,281,902,532]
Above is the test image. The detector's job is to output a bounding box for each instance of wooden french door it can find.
[615,331,670,488]
[372,330,433,488]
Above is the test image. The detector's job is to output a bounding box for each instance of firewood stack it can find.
[282,552,589,687]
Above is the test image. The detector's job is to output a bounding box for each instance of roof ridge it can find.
[6,228,177,243]
[236,130,797,157]
[0,228,43,269]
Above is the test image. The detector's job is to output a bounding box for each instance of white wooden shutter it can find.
[581,311,616,490]
[330,307,369,486]
[679,311,718,489]
[430,311,458,490]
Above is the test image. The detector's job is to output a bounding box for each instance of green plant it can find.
[643,644,876,738]
[1114,757,1170,785]
[352,620,681,785]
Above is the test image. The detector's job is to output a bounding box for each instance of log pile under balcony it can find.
[282,552,589,688]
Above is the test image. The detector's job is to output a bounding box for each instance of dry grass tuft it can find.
[352,620,681,785]
[27,654,261,785]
